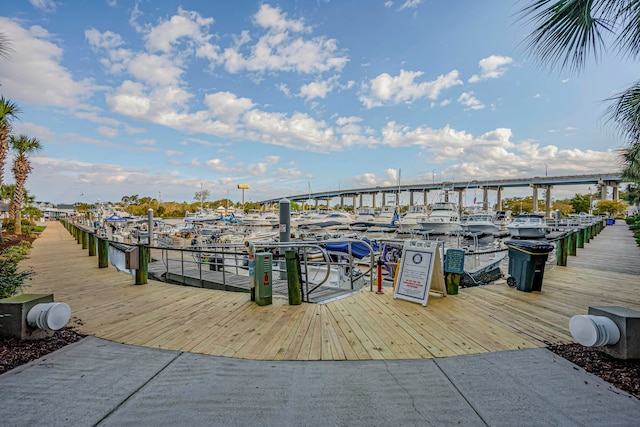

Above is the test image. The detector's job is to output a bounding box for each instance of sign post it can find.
[393,240,446,306]
[444,249,465,295]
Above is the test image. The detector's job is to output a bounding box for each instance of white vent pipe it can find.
[569,315,620,347]
[26,303,71,331]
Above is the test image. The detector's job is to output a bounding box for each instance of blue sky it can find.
[0,0,635,206]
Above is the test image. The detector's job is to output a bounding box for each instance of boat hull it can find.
[506,226,549,239]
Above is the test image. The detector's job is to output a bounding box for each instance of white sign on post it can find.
[393,240,446,306]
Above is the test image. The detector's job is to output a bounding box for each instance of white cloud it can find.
[254,4,309,33]
[135,138,156,146]
[203,91,255,123]
[399,0,423,10]
[29,0,56,12]
[384,1,394,8]
[220,4,348,74]
[458,92,485,110]
[97,126,119,138]
[166,150,183,156]
[298,75,340,101]
[247,162,268,176]
[85,28,124,50]
[12,122,56,142]
[145,7,215,53]
[243,110,336,152]
[468,55,513,83]
[360,69,462,108]
[0,18,96,108]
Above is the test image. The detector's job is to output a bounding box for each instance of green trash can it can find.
[505,240,555,292]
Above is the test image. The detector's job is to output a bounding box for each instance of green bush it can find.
[1,241,32,263]
[0,260,32,299]
[0,242,33,299]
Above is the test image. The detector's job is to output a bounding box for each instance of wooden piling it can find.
[98,237,109,268]
[88,232,96,256]
[135,244,148,285]
[568,230,577,256]
[285,250,302,305]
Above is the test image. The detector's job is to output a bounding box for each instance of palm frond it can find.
[619,142,640,181]
[611,0,640,58]
[518,0,614,72]
[605,80,640,142]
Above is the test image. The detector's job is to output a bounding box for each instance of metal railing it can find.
[145,239,376,301]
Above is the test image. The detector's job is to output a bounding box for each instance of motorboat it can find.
[397,205,428,230]
[417,202,462,235]
[350,207,377,230]
[297,211,354,231]
[370,205,399,228]
[493,210,512,227]
[506,213,550,239]
[461,213,499,235]
[241,211,279,227]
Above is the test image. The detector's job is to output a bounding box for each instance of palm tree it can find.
[0,98,20,242]
[0,98,20,187]
[518,1,640,179]
[9,135,41,235]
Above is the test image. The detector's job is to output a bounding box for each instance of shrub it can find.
[0,242,33,299]
[0,260,32,299]
[0,242,32,263]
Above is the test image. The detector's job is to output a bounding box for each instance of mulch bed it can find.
[548,343,640,399]
[0,327,86,375]
[0,234,36,252]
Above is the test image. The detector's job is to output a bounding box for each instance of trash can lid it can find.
[505,240,555,254]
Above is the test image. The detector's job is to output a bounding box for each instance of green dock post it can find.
[577,227,585,248]
[98,237,109,268]
[81,230,88,249]
[135,244,148,285]
[88,233,96,256]
[569,230,577,256]
[285,250,302,305]
[556,235,568,266]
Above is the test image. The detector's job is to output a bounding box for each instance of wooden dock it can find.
[17,220,640,361]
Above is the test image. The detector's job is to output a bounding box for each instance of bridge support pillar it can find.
[482,187,489,211]
[531,185,539,213]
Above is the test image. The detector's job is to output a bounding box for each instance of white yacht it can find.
[506,213,550,239]
[397,205,429,230]
[371,205,399,227]
[417,202,462,234]
[461,213,499,235]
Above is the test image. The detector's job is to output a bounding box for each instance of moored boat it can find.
[417,202,462,235]
[506,213,550,239]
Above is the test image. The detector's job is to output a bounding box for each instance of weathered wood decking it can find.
[17,220,640,360]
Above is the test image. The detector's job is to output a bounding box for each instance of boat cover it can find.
[104,214,128,222]
[323,240,373,259]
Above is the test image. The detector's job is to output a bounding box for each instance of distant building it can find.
[35,201,77,219]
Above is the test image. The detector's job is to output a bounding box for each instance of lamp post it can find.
[588,186,592,215]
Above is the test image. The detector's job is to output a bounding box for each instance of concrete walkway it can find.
[1,336,638,426]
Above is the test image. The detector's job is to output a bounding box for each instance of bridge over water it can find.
[260,172,623,217]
